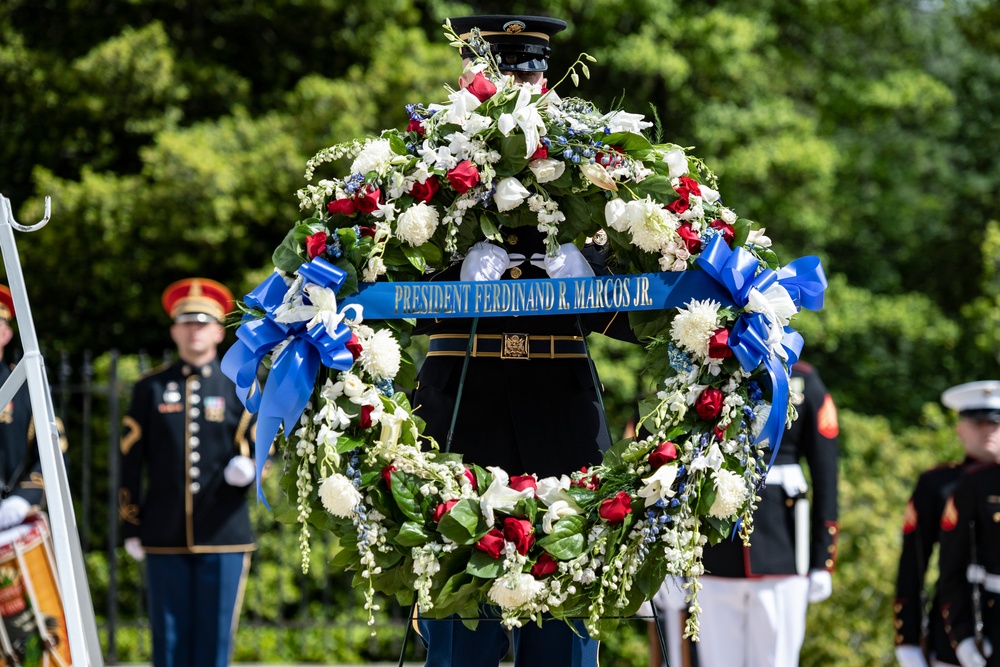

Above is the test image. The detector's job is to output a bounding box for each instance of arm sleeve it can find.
[799,368,840,572]
[939,478,976,647]
[118,382,149,539]
[893,474,938,647]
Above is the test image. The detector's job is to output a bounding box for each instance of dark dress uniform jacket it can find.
[702,362,840,577]
[893,459,974,663]
[939,462,1000,665]
[0,363,45,506]
[412,227,634,480]
[119,359,255,553]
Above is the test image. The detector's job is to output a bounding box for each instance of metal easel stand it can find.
[0,195,104,667]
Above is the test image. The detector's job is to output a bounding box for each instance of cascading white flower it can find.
[493,177,531,212]
[497,84,546,158]
[638,463,679,507]
[318,474,362,518]
[709,468,747,519]
[488,572,546,610]
[479,466,534,525]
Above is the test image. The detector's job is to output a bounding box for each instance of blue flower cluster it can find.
[344,173,367,195]
[667,344,695,373]
[376,378,395,397]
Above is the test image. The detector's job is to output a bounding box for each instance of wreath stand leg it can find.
[575,315,614,451]
[648,599,674,667]
[397,603,417,667]
[444,316,479,453]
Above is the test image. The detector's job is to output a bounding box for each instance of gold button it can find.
[825,559,834,568]
[507,234,518,245]
[993,512,1000,523]
[510,267,522,279]
[894,619,903,629]
[785,499,794,508]
[828,526,837,535]
[828,545,836,552]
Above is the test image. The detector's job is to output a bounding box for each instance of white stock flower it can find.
[638,464,678,507]
[341,373,365,398]
[663,149,688,179]
[395,202,439,247]
[359,328,401,381]
[493,177,530,212]
[605,198,629,232]
[350,139,396,177]
[627,198,678,252]
[480,466,534,525]
[489,573,545,610]
[319,474,362,518]
[670,299,722,358]
[709,469,747,519]
[528,158,566,184]
[541,500,579,534]
[605,110,653,134]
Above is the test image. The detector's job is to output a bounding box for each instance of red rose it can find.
[381,464,397,487]
[409,176,440,203]
[464,72,497,102]
[509,475,538,493]
[678,175,702,198]
[446,161,480,194]
[503,517,535,555]
[714,425,728,441]
[676,222,702,254]
[358,225,376,239]
[432,499,459,523]
[530,144,548,160]
[359,404,375,429]
[354,186,381,214]
[531,552,558,578]
[666,197,690,215]
[305,231,328,260]
[599,491,633,524]
[648,442,678,469]
[696,387,725,420]
[475,529,505,559]
[346,332,363,360]
[327,198,357,216]
[461,467,478,490]
[406,118,425,135]
[708,328,733,359]
[710,218,735,244]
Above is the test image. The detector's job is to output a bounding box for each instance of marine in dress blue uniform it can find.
[119,279,257,667]
[412,15,635,667]
[683,362,840,667]
[936,382,1000,667]
[895,381,1000,667]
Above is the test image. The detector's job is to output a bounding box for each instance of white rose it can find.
[318,474,362,518]
[605,198,629,232]
[663,149,688,179]
[342,373,365,398]
[493,177,530,212]
[528,158,566,184]
[488,573,545,610]
[395,202,439,247]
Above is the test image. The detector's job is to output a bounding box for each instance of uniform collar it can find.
[178,358,217,378]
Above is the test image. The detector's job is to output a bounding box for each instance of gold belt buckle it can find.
[500,333,530,360]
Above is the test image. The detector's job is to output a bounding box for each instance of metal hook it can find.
[1,195,51,233]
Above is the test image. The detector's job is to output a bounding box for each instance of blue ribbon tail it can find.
[777,256,827,311]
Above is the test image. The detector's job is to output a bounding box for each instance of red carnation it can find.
[531,553,558,578]
[649,442,678,469]
[327,198,357,216]
[305,231,328,260]
[530,144,548,160]
[509,475,538,493]
[464,72,497,103]
[346,332,363,360]
[696,387,725,420]
[475,529,505,559]
[354,186,382,214]
[708,328,733,359]
[461,467,478,490]
[409,176,440,203]
[503,517,535,555]
[381,465,397,488]
[446,161,480,194]
[432,499,459,523]
[359,404,375,429]
[676,222,702,254]
[598,491,633,524]
[678,175,702,198]
[710,218,735,244]
[406,118,425,135]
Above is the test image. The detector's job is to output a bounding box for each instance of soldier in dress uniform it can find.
[936,382,1000,667]
[894,381,1000,667]
[411,15,634,667]
[0,285,55,530]
[119,278,257,667]
[675,361,840,667]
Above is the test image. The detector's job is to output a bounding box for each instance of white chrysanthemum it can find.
[488,573,546,609]
[359,329,401,381]
[395,203,439,247]
[627,198,678,252]
[318,474,362,518]
[350,139,396,177]
[709,469,747,519]
[670,299,722,358]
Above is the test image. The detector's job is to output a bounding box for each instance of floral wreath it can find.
[222,23,826,639]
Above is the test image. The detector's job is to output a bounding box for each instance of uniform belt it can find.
[427,334,588,360]
[967,564,1000,593]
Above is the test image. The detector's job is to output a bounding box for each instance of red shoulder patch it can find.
[902,500,918,534]
[817,394,839,438]
[940,497,959,532]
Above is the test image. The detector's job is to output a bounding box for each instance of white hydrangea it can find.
[488,573,546,610]
[626,198,678,253]
[670,299,721,358]
[318,474,362,518]
[359,328,402,381]
[350,139,396,177]
[708,468,747,519]
[395,202,439,247]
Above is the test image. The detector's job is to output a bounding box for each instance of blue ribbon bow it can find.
[221,258,356,502]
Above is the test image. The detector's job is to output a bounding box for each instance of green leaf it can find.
[496,134,529,176]
[536,514,586,559]
[333,258,358,297]
[390,471,425,522]
[388,132,408,156]
[480,213,502,242]
[401,243,427,273]
[629,309,673,341]
[604,131,654,153]
[437,498,483,544]
[335,433,365,454]
[396,521,433,547]
[697,478,718,516]
[601,437,634,469]
[466,551,503,579]
[632,174,675,201]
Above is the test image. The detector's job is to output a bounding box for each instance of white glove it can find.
[807,569,833,603]
[0,496,30,530]
[124,537,145,562]
[460,242,524,281]
[224,456,256,487]
[894,645,929,667]
[529,243,595,279]
[956,637,992,667]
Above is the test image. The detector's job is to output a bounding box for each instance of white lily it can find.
[479,466,534,525]
[579,162,618,191]
[497,85,546,158]
[274,284,344,334]
[535,474,573,506]
[690,443,725,473]
[663,149,688,178]
[637,464,679,507]
[541,500,579,534]
[606,110,653,134]
[445,88,484,125]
